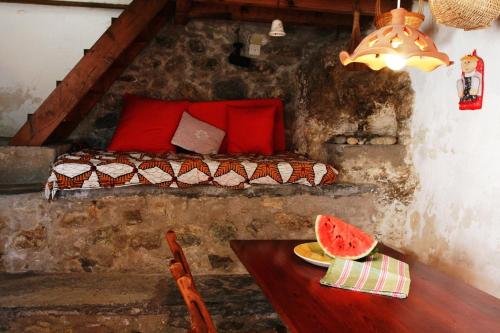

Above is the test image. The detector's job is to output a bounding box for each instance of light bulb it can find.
[391,40,402,48]
[385,54,406,70]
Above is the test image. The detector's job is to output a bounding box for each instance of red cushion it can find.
[226,106,275,155]
[108,94,188,153]
[187,99,285,153]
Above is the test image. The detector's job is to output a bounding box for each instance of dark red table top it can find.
[230,240,500,333]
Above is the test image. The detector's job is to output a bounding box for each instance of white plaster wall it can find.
[406,5,500,298]
[0,3,122,137]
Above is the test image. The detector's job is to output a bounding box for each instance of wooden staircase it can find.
[10,0,175,146]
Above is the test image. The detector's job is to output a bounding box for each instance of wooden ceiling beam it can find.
[175,0,192,24]
[192,0,395,16]
[188,2,371,27]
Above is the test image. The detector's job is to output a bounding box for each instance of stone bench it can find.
[0,183,378,275]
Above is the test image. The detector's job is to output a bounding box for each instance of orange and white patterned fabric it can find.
[45,150,338,199]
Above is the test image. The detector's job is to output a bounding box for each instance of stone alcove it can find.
[69,20,414,161]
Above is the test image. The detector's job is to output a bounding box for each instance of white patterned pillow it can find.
[171,112,225,154]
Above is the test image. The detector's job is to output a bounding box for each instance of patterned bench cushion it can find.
[46,150,338,199]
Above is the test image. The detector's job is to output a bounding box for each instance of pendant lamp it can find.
[339,1,451,72]
[269,0,286,37]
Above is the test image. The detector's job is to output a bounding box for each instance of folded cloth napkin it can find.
[320,253,411,299]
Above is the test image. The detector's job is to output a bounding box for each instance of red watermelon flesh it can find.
[315,215,378,260]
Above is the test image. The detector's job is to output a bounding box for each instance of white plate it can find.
[293,242,334,268]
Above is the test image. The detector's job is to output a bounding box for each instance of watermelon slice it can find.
[315,215,378,260]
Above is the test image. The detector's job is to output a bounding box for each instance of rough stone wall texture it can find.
[0,187,378,274]
[70,20,413,160]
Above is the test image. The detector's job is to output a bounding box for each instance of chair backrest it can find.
[169,260,217,333]
[165,230,193,281]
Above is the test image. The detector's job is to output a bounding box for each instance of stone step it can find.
[0,273,282,333]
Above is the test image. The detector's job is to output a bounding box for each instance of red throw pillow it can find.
[108,94,188,153]
[226,106,275,155]
[227,99,285,152]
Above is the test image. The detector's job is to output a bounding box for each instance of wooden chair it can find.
[165,230,286,333]
[166,230,193,282]
[169,260,217,333]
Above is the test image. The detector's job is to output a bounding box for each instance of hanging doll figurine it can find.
[456,50,484,110]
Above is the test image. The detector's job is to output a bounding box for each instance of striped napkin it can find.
[320,253,411,298]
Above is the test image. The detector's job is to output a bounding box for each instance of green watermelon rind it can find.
[314,215,379,261]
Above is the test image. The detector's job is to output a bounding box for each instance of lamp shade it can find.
[340,8,452,72]
[269,19,286,37]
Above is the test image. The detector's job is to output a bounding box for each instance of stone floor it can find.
[0,273,284,332]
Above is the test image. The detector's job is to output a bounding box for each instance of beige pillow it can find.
[171,112,225,154]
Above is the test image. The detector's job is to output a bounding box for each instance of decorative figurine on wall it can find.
[457,50,484,110]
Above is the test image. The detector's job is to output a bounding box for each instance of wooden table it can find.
[230,240,500,333]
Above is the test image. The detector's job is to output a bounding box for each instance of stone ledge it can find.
[325,144,409,184]
[56,183,377,200]
[0,144,70,186]
[0,182,377,198]
[326,144,406,166]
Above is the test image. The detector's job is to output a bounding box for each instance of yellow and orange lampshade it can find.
[340,8,452,72]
